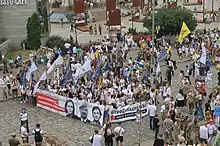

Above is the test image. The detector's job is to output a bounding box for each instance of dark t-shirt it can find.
[154,118,160,129]
[153,138,164,146]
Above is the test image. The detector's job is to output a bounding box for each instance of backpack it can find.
[34,129,43,142]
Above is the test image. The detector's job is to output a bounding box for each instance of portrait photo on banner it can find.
[63,98,105,126]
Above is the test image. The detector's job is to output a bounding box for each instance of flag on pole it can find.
[33,72,47,94]
[47,56,63,74]
[74,59,92,79]
[33,82,40,94]
[156,62,161,75]
[157,48,167,62]
[178,22,191,44]
[26,61,38,81]
[40,72,47,81]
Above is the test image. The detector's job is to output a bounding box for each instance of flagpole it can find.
[151,0,156,72]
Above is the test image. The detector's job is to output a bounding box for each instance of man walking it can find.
[32,124,44,146]
[89,130,102,146]
[114,123,125,146]
[148,100,157,130]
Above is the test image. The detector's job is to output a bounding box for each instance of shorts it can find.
[12,89,18,94]
[200,138,207,144]
[116,136,123,142]
[7,84,11,90]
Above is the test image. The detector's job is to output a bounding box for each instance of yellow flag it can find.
[178,22,191,44]
[98,75,103,89]
[84,75,88,84]
[94,51,99,59]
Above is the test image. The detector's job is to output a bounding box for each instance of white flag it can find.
[56,55,63,66]
[47,56,63,74]
[74,59,91,79]
[156,63,161,75]
[40,72,47,81]
[26,61,38,81]
[33,72,47,94]
[33,82,40,94]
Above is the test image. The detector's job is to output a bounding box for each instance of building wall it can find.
[0,0,44,47]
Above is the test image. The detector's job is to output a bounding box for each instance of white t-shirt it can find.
[114,127,125,137]
[206,73,212,81]
[147,105,157,117]
[20,126,28,137]
[90,134,102,146]
[199,125,208,140]
[20,112,28,121]
[178,48,182,53]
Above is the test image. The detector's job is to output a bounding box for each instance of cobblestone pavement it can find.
[0,100,155,146]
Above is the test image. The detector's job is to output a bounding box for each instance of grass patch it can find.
[6,49,32,60]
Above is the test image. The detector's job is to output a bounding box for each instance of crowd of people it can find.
[2,25,220,146]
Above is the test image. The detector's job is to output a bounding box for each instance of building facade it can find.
[0,0,50,47]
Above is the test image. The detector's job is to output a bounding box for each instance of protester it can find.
[8,134,20,146]
[114,124,125,146]
[103,123,114,146]
[20,108,29,133]
[32,124,44,146]
[89,129,102,146]
[20,123,28,143]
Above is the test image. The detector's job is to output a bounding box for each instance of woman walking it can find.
[20,108,29,133]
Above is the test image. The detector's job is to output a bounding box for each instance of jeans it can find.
[21,94,26,102]
[155,127,159,138]
[149,116,155,130]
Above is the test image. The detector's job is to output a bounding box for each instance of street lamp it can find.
[151,0,155,72]
[72,14,78,45]
[66,14,78,45]
[131,9,134,30]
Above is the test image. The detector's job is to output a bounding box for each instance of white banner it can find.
[109,102,149,123]
[36,89,104,126]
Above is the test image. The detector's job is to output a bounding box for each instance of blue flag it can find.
[194,104,204,121]
[157,48,167,62]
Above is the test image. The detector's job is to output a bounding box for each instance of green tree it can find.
[26,12,41,50]
[143,6,197,35]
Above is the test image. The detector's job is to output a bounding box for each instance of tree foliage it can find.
[143,6,197,35]
[26,12,41,50]
[46,35,72,55]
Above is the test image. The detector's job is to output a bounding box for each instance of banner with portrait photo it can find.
[36,89,105,126]
[109,102,149,123]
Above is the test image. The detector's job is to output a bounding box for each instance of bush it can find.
[143,6,197,35]
[46,35,65,49]
[128,28,137,35]
[46,35,75,55]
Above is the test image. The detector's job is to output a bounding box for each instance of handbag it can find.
[89,135,94,143]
